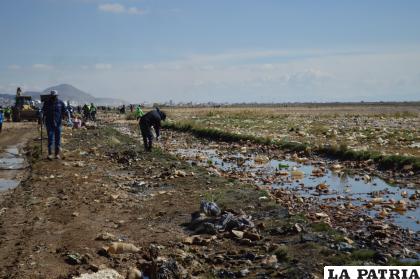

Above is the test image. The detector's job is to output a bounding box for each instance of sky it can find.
[1,0,420,103]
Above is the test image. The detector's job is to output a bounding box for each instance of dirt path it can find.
[0,124,233,278]
[0,122,36,150]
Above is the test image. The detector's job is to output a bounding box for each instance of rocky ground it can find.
[0,116,419,279]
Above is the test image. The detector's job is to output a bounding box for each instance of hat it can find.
[50,90,58,96]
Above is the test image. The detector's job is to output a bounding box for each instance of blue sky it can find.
[1,0,420,102]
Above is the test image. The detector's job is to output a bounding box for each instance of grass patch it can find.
[351,249,376,261]
[274,246,291,262]
[327,249,376,265]
[321,144,420,171]
[311,222,332,232]
[389,258,420,266]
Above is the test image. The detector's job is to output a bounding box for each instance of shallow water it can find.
[173,147,420,232]
[0,146,26,170]
[0,145,26,191]
[0,179,20,190]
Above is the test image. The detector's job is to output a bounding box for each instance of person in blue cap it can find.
[42,90,70,159]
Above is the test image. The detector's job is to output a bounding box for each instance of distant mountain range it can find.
[0,84,126,106]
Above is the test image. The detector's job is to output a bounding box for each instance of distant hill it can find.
[23,84,126,106]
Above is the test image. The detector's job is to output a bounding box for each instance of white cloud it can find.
[98,3,147,15]
[3,47,420,103]
[95,63,112,70]
[127,7,147,15]
[7,64,21,70]
[98,3,125,13]
[32,64,53,70]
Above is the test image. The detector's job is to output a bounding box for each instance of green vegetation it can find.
[274,246,291,262]
[327,249,377,265]
[389,258,420,266]
[125,112,137,120]
[321,144,420,171]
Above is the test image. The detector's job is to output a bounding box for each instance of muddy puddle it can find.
[113,124,420,231]
[0,145,28,191]
[168,146,420,232]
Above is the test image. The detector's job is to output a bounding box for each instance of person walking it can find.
[90,103,97,121]
[42,90,70,160]
[4,107,11,122]
[0,106,4,133]
[66,101,74,118]
[82,104,90,120]
[139,107,166,151]
[135,105,144,120]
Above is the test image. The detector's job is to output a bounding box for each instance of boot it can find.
[55,148,62,160]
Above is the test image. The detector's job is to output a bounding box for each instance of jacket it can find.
[42,98,68,129]
[139,109,166,138]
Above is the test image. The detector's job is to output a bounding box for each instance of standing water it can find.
[172,147,420,232]
[0,145,28,191]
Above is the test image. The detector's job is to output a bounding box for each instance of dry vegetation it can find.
[164,104,420,158]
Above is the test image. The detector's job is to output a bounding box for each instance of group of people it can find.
[1,89,166,159]
[81,103,97,121]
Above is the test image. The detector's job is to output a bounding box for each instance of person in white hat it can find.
[42,90,70,159]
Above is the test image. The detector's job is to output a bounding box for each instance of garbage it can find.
[66,253,82,265]
[278,163,289,169]
[291,169,304,178]
[394,200,407,212]
[316,183,329,192]
[331,164,343,170]
[255,155,269,164]
[107,242,140,254]
[217,212,255,231]
[174,170,187,177]
[127,268,142,279]
[337,242,354,252]
[231,230,244,239]
[73,269,123,279]
[200,200,221,217]
[237,269,250,277]
[261,255,278,267]
[243,231,261,241]
[155,259,183,279]
[95,232,118,242]
[363,174,372,182]
[183,235,216,245]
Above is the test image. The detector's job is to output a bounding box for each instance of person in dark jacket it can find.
[139,108,166,151]
[42,90,70,160]
[0,106,3,133]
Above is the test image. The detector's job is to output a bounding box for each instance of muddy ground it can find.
[0,118,418,279]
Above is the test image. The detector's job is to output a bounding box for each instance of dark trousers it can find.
[46,126,61,155]
[0,123,2,132]
[140,124,153,151]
